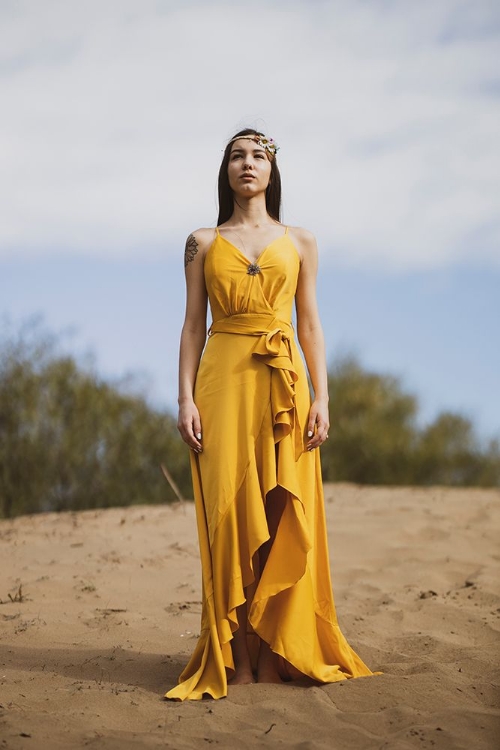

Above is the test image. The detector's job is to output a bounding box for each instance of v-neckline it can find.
[217,228,288,266]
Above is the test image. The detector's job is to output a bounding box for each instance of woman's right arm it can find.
[177,230,211,453]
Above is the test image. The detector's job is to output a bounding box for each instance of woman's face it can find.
[227,137,272,197]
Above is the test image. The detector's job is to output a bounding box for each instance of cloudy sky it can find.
[1,0,499,439]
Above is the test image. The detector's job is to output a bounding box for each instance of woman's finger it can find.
[307,421,316,436]
[193,415,202,443]
[178,419,203,453]
[307,422,330,450]
[306,408,318,449]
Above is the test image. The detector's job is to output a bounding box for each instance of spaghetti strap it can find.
[215,226,220,236]
[284,225,289,235]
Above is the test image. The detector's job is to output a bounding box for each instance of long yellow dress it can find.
[165,227,377,700]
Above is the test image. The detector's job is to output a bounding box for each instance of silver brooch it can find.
[247,263,261,276]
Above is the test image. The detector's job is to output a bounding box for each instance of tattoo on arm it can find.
[184,234,199,267]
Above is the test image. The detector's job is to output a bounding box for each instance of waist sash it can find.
[209,313,303,459]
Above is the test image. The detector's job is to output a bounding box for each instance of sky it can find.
[1,0,499,441]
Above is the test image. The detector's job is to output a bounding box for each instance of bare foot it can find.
[228,668,255,685]
[258,668,282,684]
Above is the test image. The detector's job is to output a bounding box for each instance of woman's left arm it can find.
[293,228,330,451]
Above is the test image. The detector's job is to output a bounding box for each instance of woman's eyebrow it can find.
[231,147,266,155]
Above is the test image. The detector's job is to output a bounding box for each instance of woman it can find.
[166,128,377,700]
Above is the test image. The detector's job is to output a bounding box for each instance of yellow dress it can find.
[165,227,376,700]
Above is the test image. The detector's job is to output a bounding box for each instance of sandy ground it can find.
[0,483,499,750]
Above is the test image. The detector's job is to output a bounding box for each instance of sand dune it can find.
[0,484,499,749]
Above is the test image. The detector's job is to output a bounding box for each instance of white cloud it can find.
[0,0,499,269]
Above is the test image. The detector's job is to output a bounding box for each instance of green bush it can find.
[0,319,190,518]
[321,355,500,487]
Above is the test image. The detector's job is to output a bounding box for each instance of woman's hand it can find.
[178,400,203,454]
[306,398,330,451]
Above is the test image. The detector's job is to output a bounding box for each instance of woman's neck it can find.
[228,196,275,228]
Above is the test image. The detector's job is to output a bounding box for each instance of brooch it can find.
[247,263,261,276]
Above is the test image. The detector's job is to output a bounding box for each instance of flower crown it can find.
[227,133,280,159]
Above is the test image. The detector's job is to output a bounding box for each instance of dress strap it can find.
[284,225,289,235]
[215,226,220,236]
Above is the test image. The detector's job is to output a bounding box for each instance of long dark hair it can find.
[217,128,282,226]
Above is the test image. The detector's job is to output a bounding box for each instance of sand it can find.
[0,483,499,749]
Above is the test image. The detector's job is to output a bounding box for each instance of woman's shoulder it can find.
[288,225,316,243]
[186,227,217,248]
[287,226,318,259]
[183,227,217,264]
